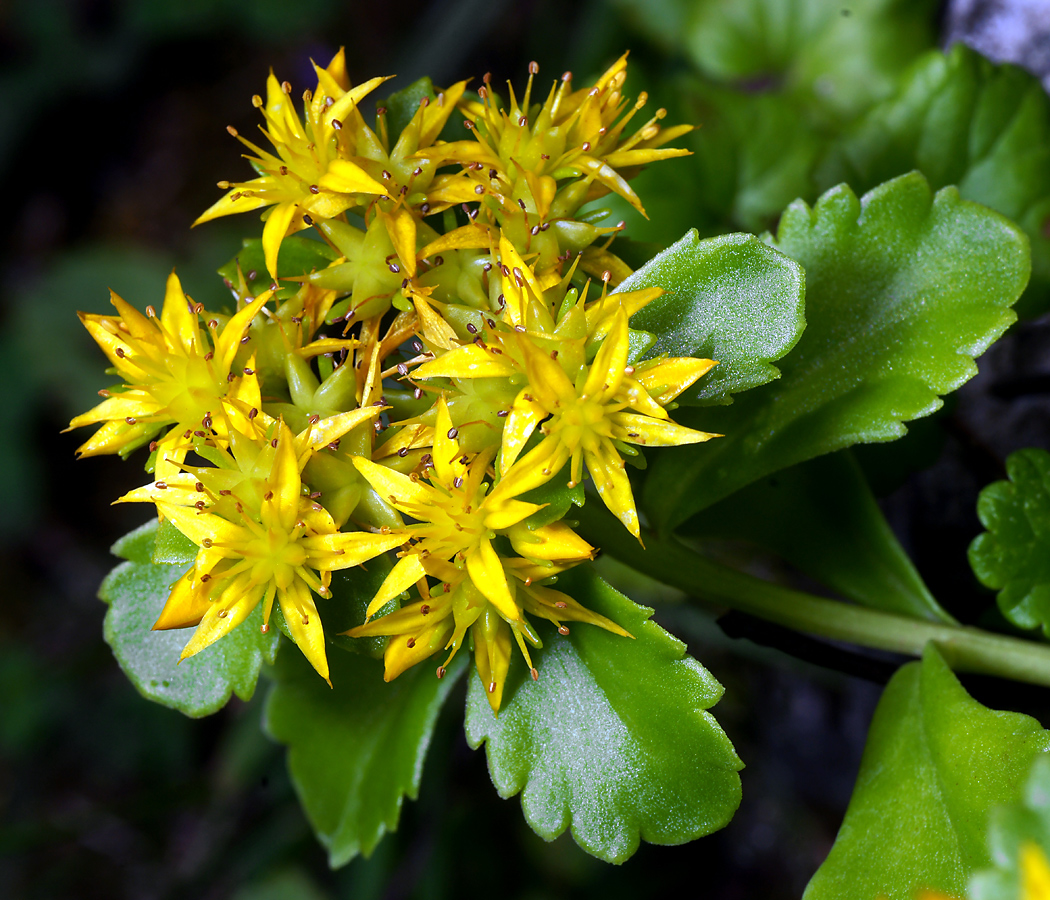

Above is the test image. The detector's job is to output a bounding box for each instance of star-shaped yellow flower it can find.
[69,272,270,480]
[346,397,623,710]
[121,418,403,684]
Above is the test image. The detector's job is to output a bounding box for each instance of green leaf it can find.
[820,43,1050,318]
[263,645,465,867]
[686,450,952,623]
[100,519,279,717]
[618,230,806,405]
[970,756,1050,900]
[804,644,1050,900]
[464,567,742,863]
[381,77,436,142]
[969,448,1050,636]
[217,235,338,298]
[644,173,1029,532]
[611,0,938,124]
[152,518,197,565]
[518,462,585,528]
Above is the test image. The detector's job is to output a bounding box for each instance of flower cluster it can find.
[73,52,715,710]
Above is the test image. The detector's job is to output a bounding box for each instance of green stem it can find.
[576,503,1050,689]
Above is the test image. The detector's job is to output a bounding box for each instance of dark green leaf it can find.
[820,43,1050,318]
[263,645,465,867]
[611,0,938,124]
[644,173,1029,532]
[217,235,338,298]
[100,519,279,717]
[323,555,395,658]
[518,463,585,528]
[619,230,806,405]
[804,644,1050,900]
[969,448,1050,636]
[970,756,1050,900]
[686,450,952,622]
[464,567,742,863]
[381,77,436,142]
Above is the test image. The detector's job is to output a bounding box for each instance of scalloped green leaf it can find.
[263,646,465,867]
[217,235,338,298]
[820,43,1050,318]
[644,173,1029,533]
[100,519,280,718]
[804,644,1050,900]
[618,231,806,406]
[685,450,952,623]
[969,448,1050,636]
[969,756,1050,900]
[464,567,742,863]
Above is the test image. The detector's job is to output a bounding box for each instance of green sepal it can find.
[969,448,1050,636]
[217,235,338,299]
[686,450,952,623]
[99,519,279,718]
[969,756,1050,900]
[820,43,1050,318]
[803,644,1050,900]
[644,173,1029,533]
[263,645,466,867]
[464,567,742,863]
[381,77,436,142]
[618,230,806,406]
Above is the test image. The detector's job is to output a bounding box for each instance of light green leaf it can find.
[264,646,465,867]
[804,644,1050,900]
[464,567,742,863]
[100,519,279,718]
[969,448,1050,635]
[686,450,952,622]
[820,43,1050,318]
[644,173,1029,532]
[618,230,806,405]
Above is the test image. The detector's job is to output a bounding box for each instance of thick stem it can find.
[576,503,1050,689]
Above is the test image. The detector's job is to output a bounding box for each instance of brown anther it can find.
[271,438,279,448]
[497,409,508,417]
[194,430,206,437]
[226,373,235,383]
[308,414,320,425]
[447,427,458,439]
[436,666,446,678]
[281,80,292,94]
[530,667,539,681]
[309,491,322,499]
[219,490,231,496]
[202,538,213,548]
[331,118,342,130]
[203,351,214,361]
[260,623,270,634]
[218,609,227,618]
[195,482,205,492]
[518,116,527,127]
[474,185,484,195]
[453,476,463,488]
[248,407,258,419]
[558,625,570,635]
[226,125,239,136]
[243,367,254,375]
[115,347,126,358]
[463,120,475,129]
[263,490,273,501]
[154,481,167,489]
[389,262,400,273]
[302,214,314,226]
[398,447,409,457]
[420,604,431,615]
[602,270,611,283]
[240,335,250,344]
[488,682,496,694]
[149,441,158,452]
[529,60,539,74]
[327,440,340,451]
[407,638,416,649]
[555,601,568,609]
[125,416,137,425]
[309,184,320,194]
[279,165,288,176]
[195,500,206,510]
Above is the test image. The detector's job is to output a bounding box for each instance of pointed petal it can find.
[508,520,594,562]
[611,411,719,447]
[379,207,418,278]
[383,619,455,681]
[499,388,546,475]
[465,540,519,621]
[262,201,300,280]
[353,456,432,512]
[280,580,331,685]
[473,607,513,712]
[583,305,629,400]
[214,291,271,375]
[413,343,517,380]
[152,568,210,630]
[635,357,718,406]
[366,554,426,617]
[317,158,386,196]
[179,574,260,659]
[585,439,639,539]
[303,529,405,568]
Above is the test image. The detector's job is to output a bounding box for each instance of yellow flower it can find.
[429,53,693,277]
[69,272,270,480]
[195,48,468,281]
[120,418,403,684]
[410,238,718,539]
[346,397,624,710]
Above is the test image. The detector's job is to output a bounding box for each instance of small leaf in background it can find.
[217,235,338,299]
[100,519,280,718]
[820,43,1050,319]
[685,450,953,623]
[264,646,466,867]
[618,231,806,406]
[609,0,939,124]
[464,567,742,864]
[644,173,1029,532]
[969,756,1050,900]
[969,448,1050,636]
[804,644,1050,900]
[381,76,437,140]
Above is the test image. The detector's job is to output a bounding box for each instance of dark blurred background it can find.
[2,1,1049,898]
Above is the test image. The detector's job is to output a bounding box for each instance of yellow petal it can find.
[214,291,272,376]
[636,357,718,406]
[263,421,302,533]
[612,411,718,447]
[152,568,210,630]
[383,619,455,681]
[417,223,496,258]
[303,529,405,569]
[499,388,546,475]
[585,438,639,539]
[180,574,261,659]
[379,207,418,279]
[317,158,387,196]
[583,305,629,400]
[279,579,331,685]
[465,540,519,620]
[353,456,432,512]
[432,396,466,486]
[473,607,513,712]
[193,185,272,226]
[159,272,200,356]
[482,497,544,531]
[414,294,458,351]
[490,436,571,503]
[156,502,248,550]
[366,554,426,617]
[413,343,518,380]
[515,332,576,406]
[262,201,300,281]
[509,520,593,562]
[296,406,382,466]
